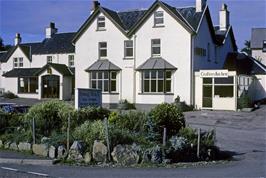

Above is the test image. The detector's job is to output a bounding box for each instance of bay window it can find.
[90,71,117,93]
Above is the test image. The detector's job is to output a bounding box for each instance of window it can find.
[13,57,23,68]
[195,47,206,57]
[90,71,117,92]
[151,39,161,57]
[154,11,164,26]
[99,42,107,58]
[68,55,74,67]
[47,56,53,63]
[142,70,172,93]
[263,40,266,52]
[97,16,105,30]
[124,40,133,58]
[214,77,234,98]
[18,77,38,93]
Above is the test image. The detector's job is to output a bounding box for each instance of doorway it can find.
[202,78,213,108]
[42,75,60,98]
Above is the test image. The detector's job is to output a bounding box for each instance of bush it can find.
[238,92,252,109]
[76,106,110,125]
[24,100,75,137]
[44,131,74,147]
[2,91,18,99]
[73,120,105,152]
[117,99,136,110]
[108,127,135,148]
[174,96,194,112]
[109,111,147,133]
[149,103,185,138]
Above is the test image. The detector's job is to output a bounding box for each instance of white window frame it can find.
[97,16,105,30]
[99,42,107,59]
[13,57,23,68]
[151,39,161,57]
[90,71,117,93]
[154,11,164,27]
[124,40,133,58]
[47,56,53,63]
[68,55,74,67]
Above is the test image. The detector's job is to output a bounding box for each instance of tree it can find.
[241,40,251,56]
[0,37,11,51]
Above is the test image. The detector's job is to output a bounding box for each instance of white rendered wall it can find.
[252,50,266,66]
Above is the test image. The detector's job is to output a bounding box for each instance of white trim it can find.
[196,5,208,33]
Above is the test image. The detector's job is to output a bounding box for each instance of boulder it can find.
[0,140,3,148]
[4,141,11,149]
[111,144,141,165]
[32,144,48,157]
[92,140,107,163]
[142,145,162,164]
[18,142,31,151]
[84,152,92,164]
[49,146,57,159]
[58,145,67,159]
[9,142,18,150]
[68,141,84,161]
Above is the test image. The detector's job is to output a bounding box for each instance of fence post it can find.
[197,128,201,159]
[104,117,111,162]
[32,117,35,144]
[162,127,167,160]
[67,113,70,153]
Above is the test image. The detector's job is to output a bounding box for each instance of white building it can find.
[251,28,266,65]
[0,23,75,100]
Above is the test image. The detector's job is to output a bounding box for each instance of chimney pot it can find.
[46,22,57,38]
[196,0,207,12]
[219,3,230,31]
[14,33,21,45]
[91,1,100,12]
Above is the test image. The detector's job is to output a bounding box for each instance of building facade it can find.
[251,28,266,65]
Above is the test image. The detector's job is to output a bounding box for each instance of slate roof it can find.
[0,51,8,62]
[85,60,121,71]
[35,63,74,76]
[224,52,266,75]
[251,28,266,49]
[2,68,41,77]
[136,57,177,70]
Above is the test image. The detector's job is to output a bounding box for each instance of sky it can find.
[0,0,265,50]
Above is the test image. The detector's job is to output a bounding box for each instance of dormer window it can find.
[154,11,164,27]
[47,56,53,63]
[97,16,105,30]
[263,40,266,52]
[13,57,23,68]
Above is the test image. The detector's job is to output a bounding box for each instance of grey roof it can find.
[35,63,73,76]
[2,68,41,77]
[251,28,266,49]
[136,57,177,70]
[0,51,8,62]
[85,60,121,71]
[224,52,266,75]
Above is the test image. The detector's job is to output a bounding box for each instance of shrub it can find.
[108,126,135,148]
[44,131,74,147]
[174,96,194,112]
[109,111,147,133]
[238,92,252,109]
[149,103,185,138]
[24,100,75,137]
[118,99,136,110]
[76,106,110,125]
[73,120,105,152]
[2,91,18,99]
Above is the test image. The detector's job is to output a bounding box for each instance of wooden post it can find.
[104,117,111,162]
[197,128,201,159]
[67,113,70,153]
[32,117,35,144]
[162,127,167,160]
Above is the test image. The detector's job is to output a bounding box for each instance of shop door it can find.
[202,78,213,108]
[42,75,60,98]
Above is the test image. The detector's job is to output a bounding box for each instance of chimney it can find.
[14,33,21,46]
[91,1,100,14]
[219,3,230,31]
[45,22,58,38]
[196,0,206,12]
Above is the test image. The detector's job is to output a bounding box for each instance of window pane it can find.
[98,80,102,90]
[98,22,105,28]
[98,17,105,21]
[158,80,164,92]
[91,81,97,88]
[125,48,133,57]
[151,71,156,79]
[29,78,38,93]
[111,81,116,91]
[125,41,133,47]
[111,72,116,79]
[165,71,171,79]
[155,18,164,24]
[91,72,97,79]
[203,78,212,84]
[98,72,103,79]
[152,39,160,45]
[144,71,150,79]
[165,80,171,92]
[100,42,107,48]
[104,71,109,79]
[103,80,109,92]
[214,86,233,97]
[100,49,107,57]
[152,47,160,55]
[144,80,150,92]
[158,70,164,79]
[151,80,156,92]
[214,77,233,84]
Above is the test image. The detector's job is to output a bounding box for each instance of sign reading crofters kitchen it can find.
[200,70,229,78]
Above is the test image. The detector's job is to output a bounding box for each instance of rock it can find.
[18,142,31,151]
[58,145,67,159]
[32,144,48,157]
[84,152,92,164]
[9,142,18,150]
[49,146,57,159]
[41,137,50,144]
[111,144,141,165]
[4,142,11,149]
[0,140,3,148]
[142,145,162,164]
[92,140,107,163]
[68,141,84,161]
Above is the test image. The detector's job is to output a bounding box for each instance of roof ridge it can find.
[118,8,147,13]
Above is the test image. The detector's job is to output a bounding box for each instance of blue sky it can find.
[0,0,265,49]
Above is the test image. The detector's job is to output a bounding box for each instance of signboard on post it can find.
[76,88,102,109]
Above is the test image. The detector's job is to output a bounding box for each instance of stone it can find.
[49,145,57,159]
[41,137,50,144]
[32,144,48,157]
[92,140,107,163]
[4,141,11,149]
[68,141,84,161]
[18,142,31,151]
[84,152,92,164]
[142,145,162,164]
[0,140,3,148]
[9,142,18,150]
[111,144,141,166]
[58,145,67,159]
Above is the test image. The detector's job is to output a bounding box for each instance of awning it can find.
[85,59,121,71]
[136,57,177,70]
[34,63,73,76]
[2,68,41,78]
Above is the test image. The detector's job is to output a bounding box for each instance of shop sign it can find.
[77,88,102,108]
[200,70,228,78]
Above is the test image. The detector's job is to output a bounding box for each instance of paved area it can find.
[0,105,265,177]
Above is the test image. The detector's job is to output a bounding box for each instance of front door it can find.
[42,75,60,98]
[202,78,213,108]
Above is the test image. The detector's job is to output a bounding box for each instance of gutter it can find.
[133,35,137,104]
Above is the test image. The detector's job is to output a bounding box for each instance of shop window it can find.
[18,77,38,93]
[90,71,117,93]
[214,86,233,97]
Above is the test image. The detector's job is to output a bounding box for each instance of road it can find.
[1,106,266,178]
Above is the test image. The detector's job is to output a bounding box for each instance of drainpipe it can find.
[190,34,195,106]
[133,35,137,104]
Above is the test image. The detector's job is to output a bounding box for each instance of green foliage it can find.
[108,127,134,148]
[24,100,75,137]
[238,92,252,109]
[109,111,147,132]
[0,113,25,134]
[2,91,18,99]
[73,120,105,152]
[149,103,185,138]
[174,96,194,112]
[45,131,74,147]
[178,127,198,145]
[118,99,136,110]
